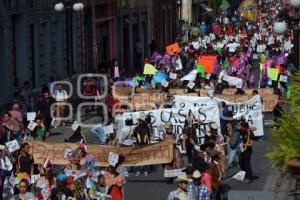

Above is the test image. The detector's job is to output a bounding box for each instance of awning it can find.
[200,3,213,12]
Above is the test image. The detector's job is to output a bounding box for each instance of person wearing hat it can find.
[133,112,151,176]
[164,122,184,184]
[167,173,189,200]
[187,170,210,200]
[51,173,74,200]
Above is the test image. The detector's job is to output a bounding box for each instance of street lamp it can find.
[54,1,84,78]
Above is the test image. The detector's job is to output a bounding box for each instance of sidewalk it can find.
[263,169,295,200]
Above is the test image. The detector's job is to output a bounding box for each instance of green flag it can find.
[135,75,143,81]
[216,47,222,55]
[223,59,229,69]
[197,64,205,78]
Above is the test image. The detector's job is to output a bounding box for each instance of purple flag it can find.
[150,51,163,66]
[274,51,287,66]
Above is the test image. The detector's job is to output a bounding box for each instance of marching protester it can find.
[163,122,184,184]
[133,112,151,176]
[16,143,34,176]
[37,91,54,135]
[238,121,255,183]
[167,173,189,200]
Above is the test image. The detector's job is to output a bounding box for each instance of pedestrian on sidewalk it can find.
[53,84,68,127]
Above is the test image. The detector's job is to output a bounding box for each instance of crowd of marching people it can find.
[0,0,297,199]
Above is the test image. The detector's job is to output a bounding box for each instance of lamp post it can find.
[54,1,84,78]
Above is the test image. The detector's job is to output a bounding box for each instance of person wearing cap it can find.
[187,170,210,200]
[167,173,189,200]
[133,112,151,176]
[51,173,74,200]
[164,122,184,184]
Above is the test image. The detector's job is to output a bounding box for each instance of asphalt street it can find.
[45,112,287,200]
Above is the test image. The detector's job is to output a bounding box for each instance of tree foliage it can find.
[267,73,300,171]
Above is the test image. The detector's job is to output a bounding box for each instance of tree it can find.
[267,73,300,171]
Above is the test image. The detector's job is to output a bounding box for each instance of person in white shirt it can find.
[54,84,68,126]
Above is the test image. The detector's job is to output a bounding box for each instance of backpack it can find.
[229,130,241,149]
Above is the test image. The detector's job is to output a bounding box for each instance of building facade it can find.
[83,0,117,73]
[0,0,84,104]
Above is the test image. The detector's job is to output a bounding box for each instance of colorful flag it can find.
[198,55,217,73]
[166,43,181,56]
[274,52,287,66]
[143,64,157,75]
[267,68,279,81]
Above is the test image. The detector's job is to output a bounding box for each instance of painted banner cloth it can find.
[29,140,173,166]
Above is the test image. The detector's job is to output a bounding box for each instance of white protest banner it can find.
[5,140,20,153]
[103,125,114,135]
[121,105,221,145]
[26,112,36,121]
[71,121,80,131]
[174,95,264,136]
[27,121,37,131]
[215,95,264,136]
[223,74,243,88]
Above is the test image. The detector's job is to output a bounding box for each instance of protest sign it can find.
[27,121,37,131]
[29,140,173,166]
[26,112,36,121]
[187,81,195,89]
[71,121,80,131]
[169,72,177,80]
[161,80,169,88]
[175,57,183,70]
[279,75,288,82]
[5,140,20,153]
